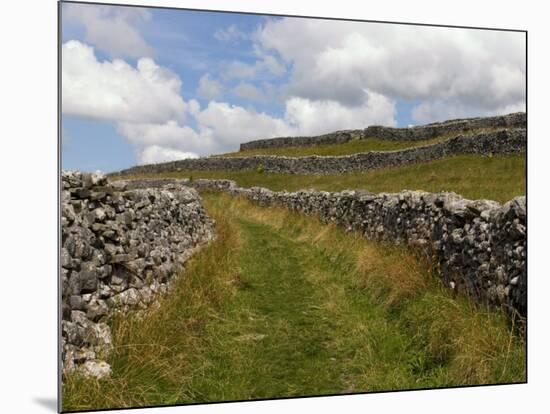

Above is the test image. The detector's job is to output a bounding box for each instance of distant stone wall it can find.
[61,171,214,378]
[239,112,526,150]
[364,111,525,141]
[112,128,526,177]
[239,129,365,151]
[119,178,527,320]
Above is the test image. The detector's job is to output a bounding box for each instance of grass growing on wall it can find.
[62,193,525,411]
[120,154,526,203]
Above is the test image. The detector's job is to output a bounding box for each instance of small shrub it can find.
[256,163,265,174]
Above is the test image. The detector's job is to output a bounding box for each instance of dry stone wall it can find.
[111,128,526,177]
[61,171,215,378]
[239,112,526,150]
[239,129,365,151]
[119,178,526,320]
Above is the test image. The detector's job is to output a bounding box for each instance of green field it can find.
[220,128,500,158]
[62,193,525,411]
[222,136,447,157]
[120,154,526,203]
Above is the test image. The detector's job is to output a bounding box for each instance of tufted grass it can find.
[62,193,525,412]
[117,154,526,203]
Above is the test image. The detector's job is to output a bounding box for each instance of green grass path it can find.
[186,216,394,400]
[62,193,525,411]
[187,217,347,399]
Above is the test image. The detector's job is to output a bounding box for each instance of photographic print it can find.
[59,1,526,411]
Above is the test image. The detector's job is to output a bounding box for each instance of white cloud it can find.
[196,74,223,100]
[62,41,186,124]
[117,95,396,159]
[196,101,296,147]
[223,54,286,80]
[411,99,526,124]
[232,82,266,101]
[117,102,291,157]
[256,18,525,121]
[63,40,396,161]
[138,145,198,165]
[284,91,396,135]
[118,119,219,160]
[214,24,247,43]
[117,120,202,149]
[64,17,527,167]
[63,3,154,58]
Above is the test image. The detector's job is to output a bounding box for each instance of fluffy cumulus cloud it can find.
[411,99,526,124]
[63,3,154,58]
[62,41,187,124]
[138,145,199,165]
[62,40,397,162]
[117,102,292,159]
[196,101,296,145]
[284,91,396,135]
[63,16,525,167]
[256,18,525,122]
[117,93,395,161]
[232,82,267,102]
[117,120,202,150]
[223,54,286,80]
[196,74,223,100]
[117,120,209,161]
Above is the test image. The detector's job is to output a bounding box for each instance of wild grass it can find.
[220,128,501,158]
[120,154,526,203]
[62,193,525,411]
[62,204,242,410]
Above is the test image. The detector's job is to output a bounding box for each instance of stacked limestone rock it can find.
[61,171,215,378]
[239,112,526,150]
[239,129,365,151]
[363,112,526,141]
[110,128,526,176]
[119,178,526,319]
[237,187,526,318]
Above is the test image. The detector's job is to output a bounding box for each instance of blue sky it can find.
[61,2,526,172]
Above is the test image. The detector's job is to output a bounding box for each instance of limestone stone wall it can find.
[61,171,215,378]
[239,112,526,150]
[120,178,526,319]
[239,129,365,151]
[111,128,526,177]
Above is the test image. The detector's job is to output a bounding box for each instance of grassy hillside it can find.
[222,136,446,157]
[120,154,526,203]
[63,193,525,411]
[220,128,501,158]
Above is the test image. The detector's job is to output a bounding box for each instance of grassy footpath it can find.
[63,193,525,411]
[121,154,526,203]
